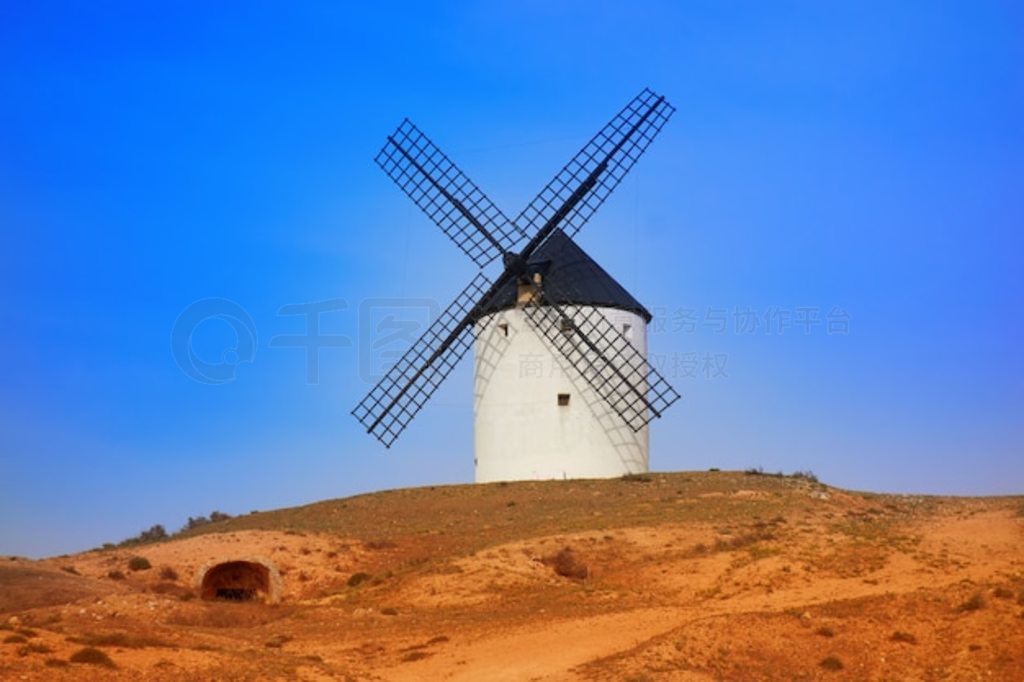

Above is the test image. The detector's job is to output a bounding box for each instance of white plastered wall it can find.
[473,306,649,483]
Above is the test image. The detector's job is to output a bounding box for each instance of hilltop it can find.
[1,471,1022,680]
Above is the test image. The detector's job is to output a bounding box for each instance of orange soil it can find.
[0,471,1021,680]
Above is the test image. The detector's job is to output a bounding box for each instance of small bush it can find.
[542,547,588,580]
[364,539,396,550]
[61,566,80,575]
[3,634,27,644]
[347,572,371,587]
[182,511,233,532]
[69,647,116,668]
[819,655,843,671]
[158,566,178,581]
[792,470,819,483]
[890,631,918,644]
[118,524,167,547]
[264,634,292,648]
[128,556,151,571]
[958,592,985,612]
[19,642,52,655]
[992,586,1013,600]
[621,473,652,483]
[815,626,835,638]
[45,657,70,668]
[380,607,398,616]
[107,570,125,580]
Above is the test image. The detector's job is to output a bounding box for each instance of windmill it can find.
[352,88,681,482]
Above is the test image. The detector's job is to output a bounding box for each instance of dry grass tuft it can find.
[69,646,116,668]
[958,592,985,612]
[347,572,371,587]
[541,547,588,580]
[890,631,918,644]
[3,634,27,644]
[107,570,125,580]
[159,566,179,581]
[815,626,835,638]
[17,642,53,656]
[819,655,844,671]
[992,586,1013,600]
[264,634,292,648]
[127,556,151,571]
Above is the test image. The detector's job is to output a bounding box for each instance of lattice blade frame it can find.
[515,89,675,244]
[375,119,525,267]
[352,272,494,447]
[522,282,680,432]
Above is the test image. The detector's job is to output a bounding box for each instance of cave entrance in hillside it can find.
[200,561,270,603]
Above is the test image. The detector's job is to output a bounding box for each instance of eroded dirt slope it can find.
[1,471,1022,680]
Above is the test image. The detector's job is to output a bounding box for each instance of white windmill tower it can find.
[353,89,680,482]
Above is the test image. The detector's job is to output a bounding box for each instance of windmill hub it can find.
[353,89,681,482]
[502,251,529,279]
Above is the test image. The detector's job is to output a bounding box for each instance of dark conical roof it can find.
[473,231,651,322]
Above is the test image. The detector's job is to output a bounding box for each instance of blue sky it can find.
[1,2,1021,557]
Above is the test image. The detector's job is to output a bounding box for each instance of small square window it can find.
[557,393,570,406]
[497,323,508,337]
[622,323,632,339]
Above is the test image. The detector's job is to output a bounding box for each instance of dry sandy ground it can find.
[1,471,1022,680]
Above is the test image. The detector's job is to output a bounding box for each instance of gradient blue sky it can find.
[2,2,1021,558]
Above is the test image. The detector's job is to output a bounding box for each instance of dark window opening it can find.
[497,323,508,336]
[559,317,575,336]
[557,393,570,406]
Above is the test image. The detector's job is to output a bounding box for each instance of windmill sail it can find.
[522,276,680,432]
[375,119,525,267]
[514,89,675,246]
[355,88,679,448]
[352,272,496,447]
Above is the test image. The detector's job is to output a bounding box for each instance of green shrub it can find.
[127,556,151,571]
